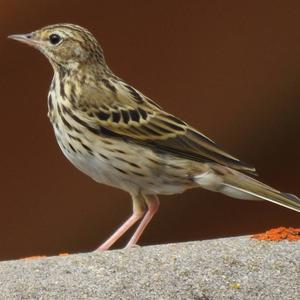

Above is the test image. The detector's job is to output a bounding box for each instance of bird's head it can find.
[9,24,106,70]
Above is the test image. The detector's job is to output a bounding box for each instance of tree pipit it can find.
[9,24,300,251]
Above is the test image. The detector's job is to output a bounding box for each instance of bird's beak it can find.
[8,33,40,48]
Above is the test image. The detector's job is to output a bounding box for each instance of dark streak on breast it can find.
[113,166,128,174]
[60,80,66,99]
[57,104,62,116]
[166,164,183,170]
[70,84,76,103]
[99,153,108,160]
[48,94,53,110]
[67,133,82,143]
[102,139,113,145]
[114,149,126,154]
[81,143,94,155]
[128,162,140,168]
[148,158,161,165]
[68,142,77,153]
[131,171,145,177]
[61,114,73,130]
[115,157,140,168]
[58,66,67,79]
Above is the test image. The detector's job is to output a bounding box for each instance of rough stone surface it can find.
[0,236,299,299]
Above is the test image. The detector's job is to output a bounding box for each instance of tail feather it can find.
[222,173,300,213]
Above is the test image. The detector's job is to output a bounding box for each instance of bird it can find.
[9,24,300,251]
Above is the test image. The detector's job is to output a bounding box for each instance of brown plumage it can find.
[9,24,300,251]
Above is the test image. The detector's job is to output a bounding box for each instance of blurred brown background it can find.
[0,1,299,260]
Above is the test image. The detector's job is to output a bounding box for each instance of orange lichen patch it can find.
[59,253,69,256]
[21,255,47,260]
[252,227,300,241]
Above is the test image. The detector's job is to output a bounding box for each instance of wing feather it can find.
[76,80,256,175]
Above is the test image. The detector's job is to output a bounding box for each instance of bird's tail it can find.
[195,167,300,212]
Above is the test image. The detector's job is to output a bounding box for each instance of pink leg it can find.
[96,194,146,251]
[126,195,160,248]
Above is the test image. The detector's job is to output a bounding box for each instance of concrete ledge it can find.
[0,236,299,299]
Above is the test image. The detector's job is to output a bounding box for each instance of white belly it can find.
[53,126,192,196]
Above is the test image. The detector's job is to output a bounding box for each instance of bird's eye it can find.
[49,33,62,45]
